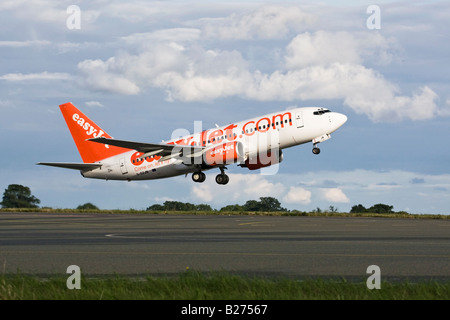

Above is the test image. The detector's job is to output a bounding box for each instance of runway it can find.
[0,212,449,280]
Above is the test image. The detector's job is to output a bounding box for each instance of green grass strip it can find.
[1,271,449,300]
[1,208,448,219]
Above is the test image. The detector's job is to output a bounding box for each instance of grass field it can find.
[1,207,449,219]
[1,271,449,300]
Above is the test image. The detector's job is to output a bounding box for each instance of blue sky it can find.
[1,1,449,214]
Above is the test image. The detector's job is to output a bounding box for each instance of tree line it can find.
[1,184,403,214]
[147,197,287,212]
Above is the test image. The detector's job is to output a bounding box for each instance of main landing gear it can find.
[192,166,229,185]
[192,171,206,183]
[215,166,229,185]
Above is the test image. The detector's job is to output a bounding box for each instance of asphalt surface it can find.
[0,212,449,281]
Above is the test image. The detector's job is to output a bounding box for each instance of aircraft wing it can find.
[37,162,102,171]
[88,137,204,160]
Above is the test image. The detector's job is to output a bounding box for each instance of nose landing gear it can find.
[312,134,331,155]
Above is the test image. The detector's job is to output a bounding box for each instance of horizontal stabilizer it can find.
[37,162,102,171]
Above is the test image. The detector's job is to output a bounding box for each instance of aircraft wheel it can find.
[192,172,206,183]
[215,174,229,185]
[312,147,320,155]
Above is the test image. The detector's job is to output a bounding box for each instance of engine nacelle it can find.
[204,141,245,166]
[242,150,283,170]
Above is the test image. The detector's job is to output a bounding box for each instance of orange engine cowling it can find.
[204,141,244,166]
[243,150,283,170]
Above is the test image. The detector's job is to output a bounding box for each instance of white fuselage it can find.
[81,107,347,181]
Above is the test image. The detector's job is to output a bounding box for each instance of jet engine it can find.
[204,141,245,166]
[241,150,283,170]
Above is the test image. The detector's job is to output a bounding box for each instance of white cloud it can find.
[70,5,444,123]
[85,101,104,108]
[0,100,12,107]
[154,196,177,203]
[320,188,350,203]
[248,64,438,122]
[440,98,450,117]
[78,25,439,122]
[0,1,100,25]
[191,184,214,202]
[121,28,201,45]
[283,186,311,204]
[284,31,395,68]
[77,43,249,99]
[190,173,285,204]
[77,59,140,95]
[155,66,251,102]
[269,169,450,214]
[0,72,70,81]
[238,174,286,199]
[0,40,51,47]
[201,5,315,40]
[105,3,162,22]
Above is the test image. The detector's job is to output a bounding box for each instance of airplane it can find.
[37,102,347,185]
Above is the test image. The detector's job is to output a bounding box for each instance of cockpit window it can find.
[313,109,331,115]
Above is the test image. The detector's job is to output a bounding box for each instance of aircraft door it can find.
[119,158,128,174]
[295,112,304,128]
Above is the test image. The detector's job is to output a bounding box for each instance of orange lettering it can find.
[272,112,292,128]
[256,117,270,133]
[242,121,255,136]
[224,123,237,140]
[208,129,223,144]
[131,151,144,166]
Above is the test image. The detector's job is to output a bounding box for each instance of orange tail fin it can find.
[59,102,128,163]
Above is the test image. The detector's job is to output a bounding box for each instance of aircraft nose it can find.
[337,113,347,126]
[331,113,347,131]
